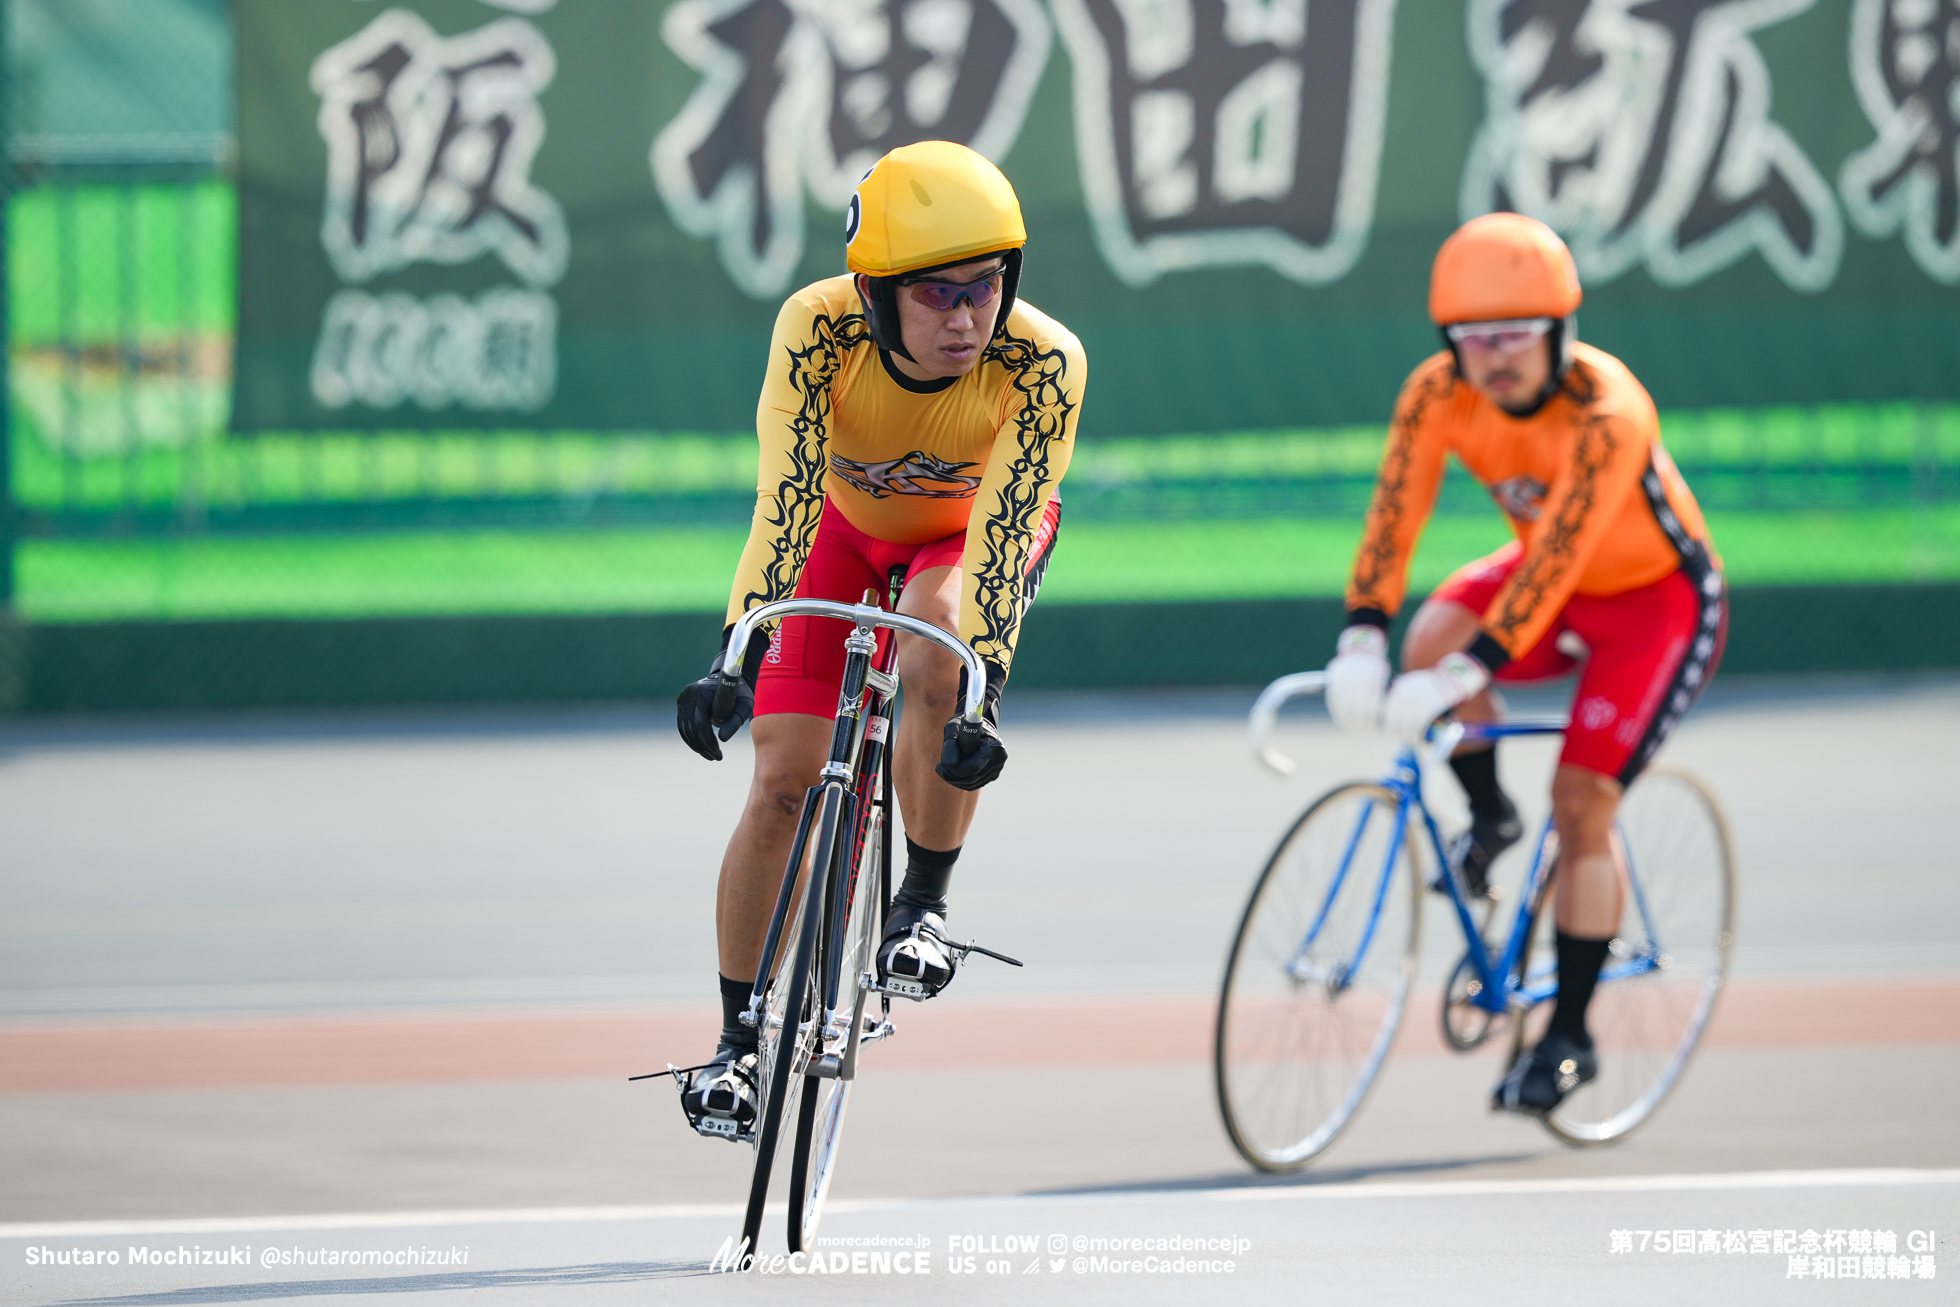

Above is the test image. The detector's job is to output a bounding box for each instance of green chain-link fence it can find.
[4,2,1958,704]
[8,171,1960,621]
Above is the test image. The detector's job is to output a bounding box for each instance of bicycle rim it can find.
[1543,767,1734,1145]
[787,795,886,1250]
[1216,783,1420,1171]
[740,790,834,1255]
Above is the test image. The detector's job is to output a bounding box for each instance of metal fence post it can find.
[0,0,13,610]
[0,0,25,712]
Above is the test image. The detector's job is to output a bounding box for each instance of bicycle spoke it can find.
[1543,768,1733,1145]
[1216,784,1419,1170]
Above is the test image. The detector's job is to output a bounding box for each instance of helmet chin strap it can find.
[855,248,1024,365]
[1441,313,1577,419]
[858,274,915,362]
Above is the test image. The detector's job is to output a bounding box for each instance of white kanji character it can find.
[651,0,1051,297]
[1842,0,1960,282]
[1050,0,1398,286]
[1463,0,1843,292]
[311,10,568,287]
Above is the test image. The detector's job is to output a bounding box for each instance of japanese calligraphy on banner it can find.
[233,0,1958,435]
[1051,0,1396,286]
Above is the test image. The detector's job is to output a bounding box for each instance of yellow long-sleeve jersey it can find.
[725,276,1085,676]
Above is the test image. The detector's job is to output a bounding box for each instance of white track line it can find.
[5,1168,1957,1240]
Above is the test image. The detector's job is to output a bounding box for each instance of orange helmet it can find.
[1429,213,1581,325]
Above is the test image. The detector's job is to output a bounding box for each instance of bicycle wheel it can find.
[786,790,887,1251]
[1541,766,1733,1145]
[1216,783,1421,1171]
[739,787,836,1255]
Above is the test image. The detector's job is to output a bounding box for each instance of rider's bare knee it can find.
[1400,599,1481,671]
[897,645,961,717]
[749,755,821,821]
[1551,767,1618,845]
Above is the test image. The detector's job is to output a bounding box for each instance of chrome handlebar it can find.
[1247,671,1327,776]
[1248,670,1564,777]
[725,598,986,722]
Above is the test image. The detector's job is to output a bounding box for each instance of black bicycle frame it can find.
[747,591,902,1028]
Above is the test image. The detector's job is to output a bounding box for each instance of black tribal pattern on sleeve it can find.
[1351,365,1456,609]
[966,329,1077,670]
[740,311,871,614]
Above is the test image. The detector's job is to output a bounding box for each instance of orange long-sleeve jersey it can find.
[726,276,1085,676]
[1346,343,1715,667]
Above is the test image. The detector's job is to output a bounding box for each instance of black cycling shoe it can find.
[1491,1031,1598,1116]
[1432,809,1523,900]
[678,1043,759,1141]
[876,903,956,1001]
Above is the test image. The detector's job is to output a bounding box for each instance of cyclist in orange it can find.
[671,142,1084,1138]
[1324,213,1726,1115]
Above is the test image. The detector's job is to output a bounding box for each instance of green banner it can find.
[234,0,1959,436]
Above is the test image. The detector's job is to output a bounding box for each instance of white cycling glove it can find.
[1325,625,1391,734]
[1383,651,1492,744]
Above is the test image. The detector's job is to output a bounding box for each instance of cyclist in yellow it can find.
[671,142,1085,1138]
[1325,214,1725,1116]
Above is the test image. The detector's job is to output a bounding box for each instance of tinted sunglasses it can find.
[1444,317,1554,352]
[902,267,1006,311]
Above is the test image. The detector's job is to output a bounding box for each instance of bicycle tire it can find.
[1216,782,1421,1171]
[740,785,839,1255]
[786,786,887,1250]
[1540,766,1734,1145]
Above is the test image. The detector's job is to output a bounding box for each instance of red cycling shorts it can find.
[754,495,1062,719]
[1432,540,1727,784]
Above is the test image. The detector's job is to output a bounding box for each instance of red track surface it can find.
[4,978,1957,1093]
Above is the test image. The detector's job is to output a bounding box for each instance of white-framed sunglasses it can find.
[1444,317,1555,352]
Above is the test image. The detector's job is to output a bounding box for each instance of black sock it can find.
[1549,932,1612,1047]
[1449,748,1515,823]
[718,973,757,1053]
[894,837,960,915]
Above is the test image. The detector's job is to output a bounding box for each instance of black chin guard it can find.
[857,247,1023,363]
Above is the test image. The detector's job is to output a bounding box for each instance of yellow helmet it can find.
[846,141,1026,277]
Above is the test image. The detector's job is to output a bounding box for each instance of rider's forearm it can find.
[956,413,1076,676]
[1346,371,1451,620]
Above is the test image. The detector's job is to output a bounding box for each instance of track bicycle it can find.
[1214,671,1734,1171]
[682,583,1009,1257]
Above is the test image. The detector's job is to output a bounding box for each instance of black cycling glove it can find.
[676,624,767,762]
[936,660,1008,791]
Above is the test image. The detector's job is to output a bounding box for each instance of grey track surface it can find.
[3,676,1958,1303]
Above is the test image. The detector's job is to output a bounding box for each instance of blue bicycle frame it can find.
[1303,719,1673,1021]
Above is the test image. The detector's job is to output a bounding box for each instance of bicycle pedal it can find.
[876,975,931,1000]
